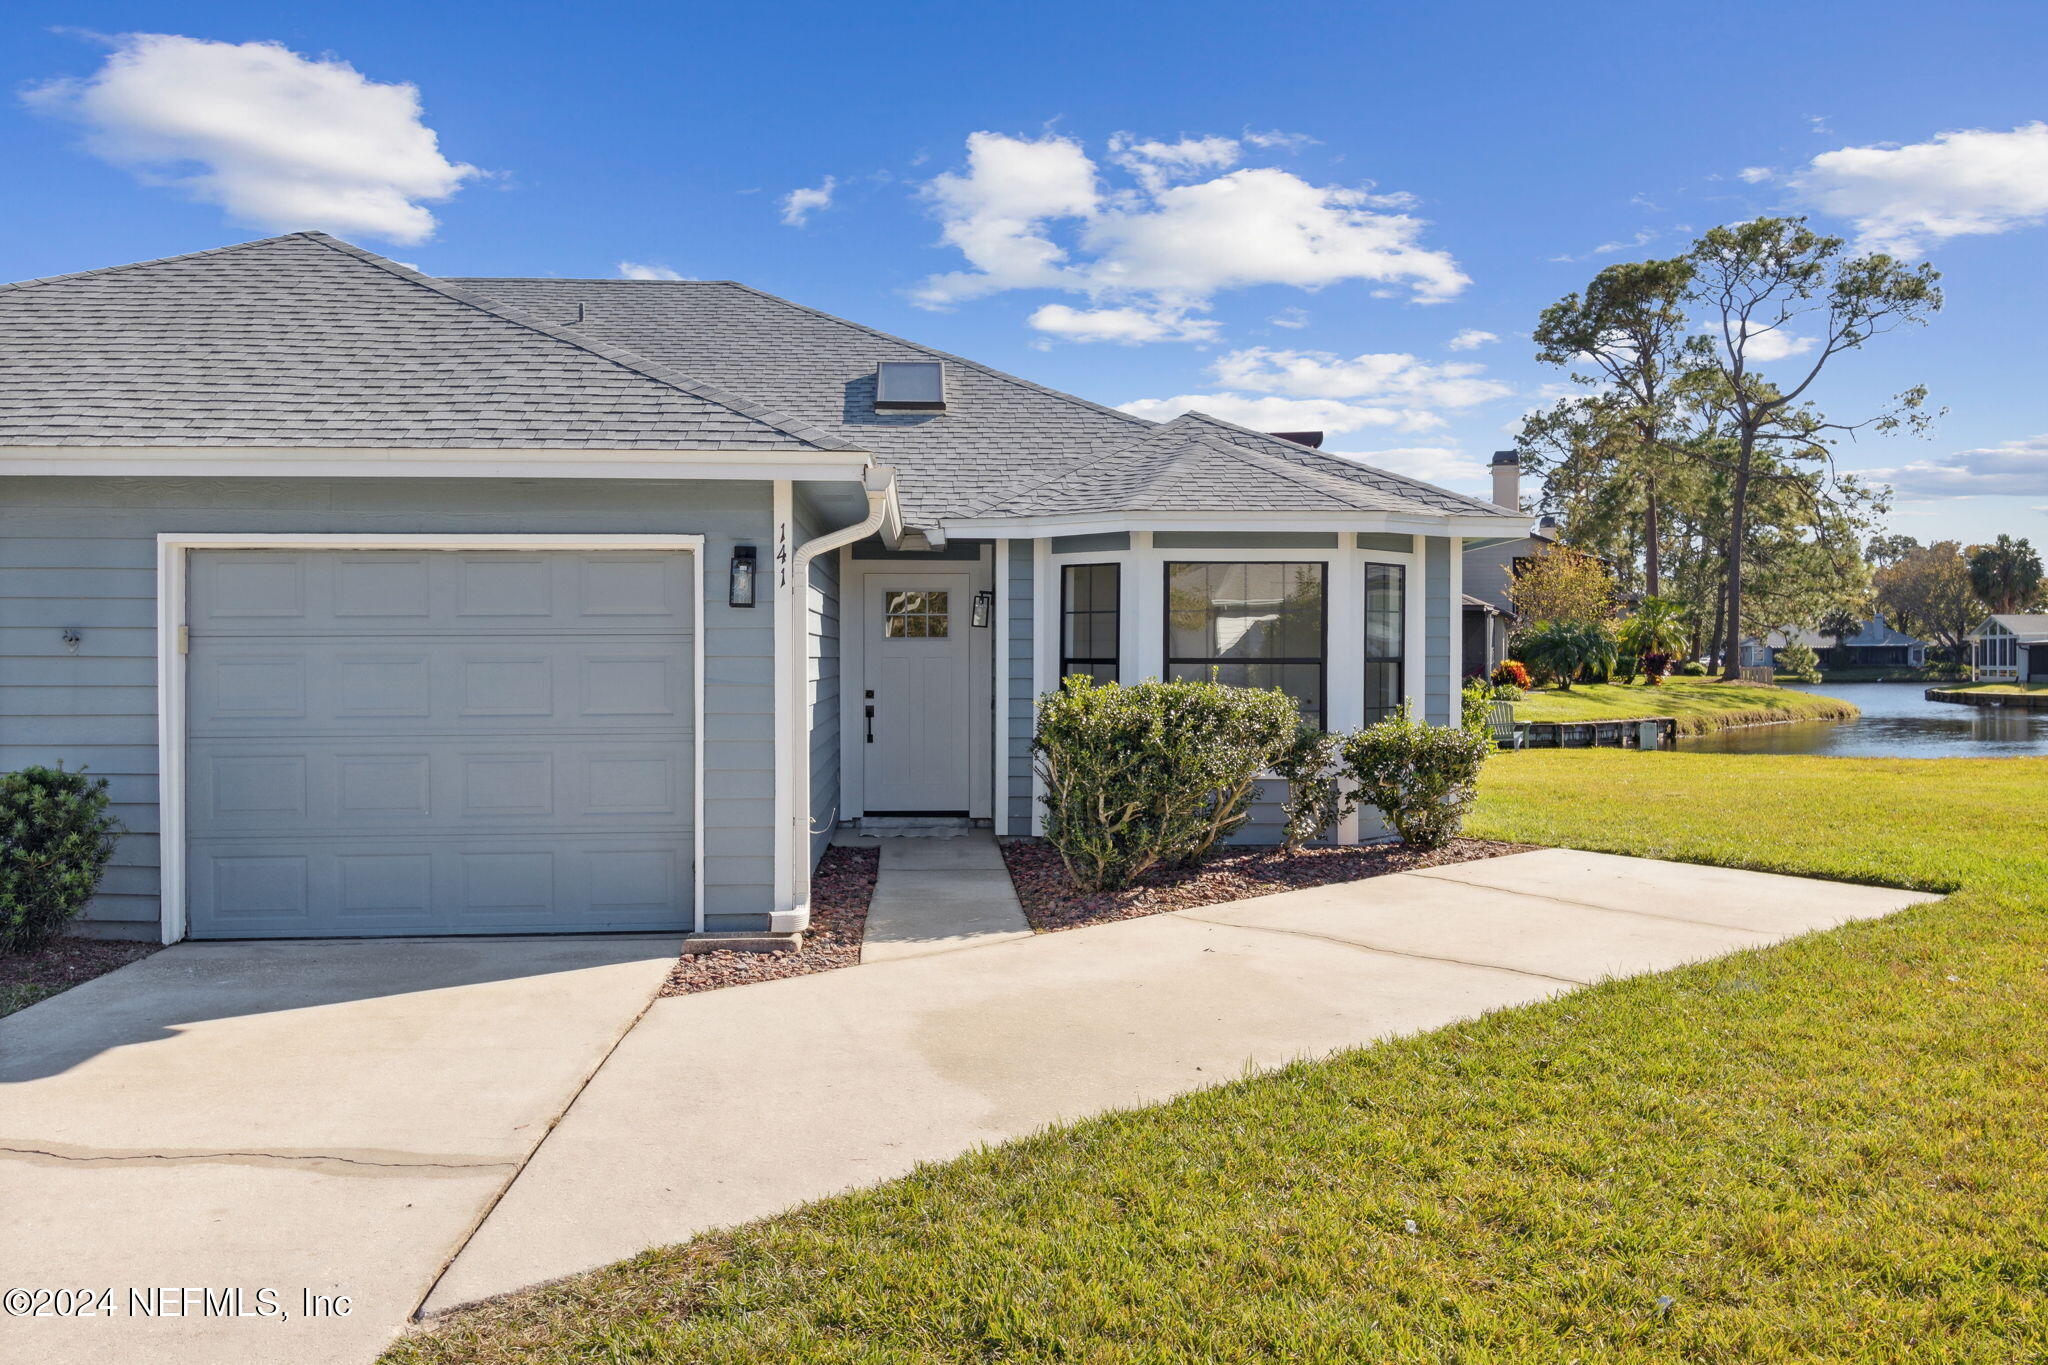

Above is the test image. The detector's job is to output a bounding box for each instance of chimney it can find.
[1490,450,1521,511]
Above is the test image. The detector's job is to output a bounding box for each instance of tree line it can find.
[1511,215,2042,674]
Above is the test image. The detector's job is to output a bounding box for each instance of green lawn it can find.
[1941,681,2048,695]
[385,751,2048,1364]
[1513,677,1858,734]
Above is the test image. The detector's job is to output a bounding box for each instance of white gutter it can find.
[774,466,897,933]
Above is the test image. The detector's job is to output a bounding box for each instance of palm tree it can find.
[1522,621,1618,691]
[1816,606,1862,667]
[1968,535,2044,615]
[1616,596,1691,681]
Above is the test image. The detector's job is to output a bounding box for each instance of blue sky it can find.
[5,1,2045,542]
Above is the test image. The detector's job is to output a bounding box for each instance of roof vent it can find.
[1267,430,1323,448]
[875,360,946,412]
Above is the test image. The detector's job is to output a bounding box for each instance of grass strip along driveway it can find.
[385,750,2047,1364]
[1513,677,1857,734]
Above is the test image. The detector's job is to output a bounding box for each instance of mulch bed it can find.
[1001,837,1534,933]
[1,937,162,1018]
[659,845,879,997]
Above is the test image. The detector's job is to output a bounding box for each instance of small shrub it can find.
[1641,651,1675,684]
[1521,620,1617,690]
[1272,723,1349,854]
[1,765,121,955]
[1461,677,1496,735]
[1032,677,1299,891]
[1339,715,1492,850]
[1490,659,1531,693]
[1679,660,1709,676]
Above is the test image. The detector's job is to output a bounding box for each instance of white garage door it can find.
[183,548,695,938]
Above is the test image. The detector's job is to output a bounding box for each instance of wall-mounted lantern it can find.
[971,589,993,628]
[729,546,758,608]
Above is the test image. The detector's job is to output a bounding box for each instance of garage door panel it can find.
[189,835,697,936]
[192,739,694,834]
[190,640,693,734]
[186,548,696,939]
[191,551,694,635]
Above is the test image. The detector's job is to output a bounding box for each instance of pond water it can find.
[1678,682,2048,758]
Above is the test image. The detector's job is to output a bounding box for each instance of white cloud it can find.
[1269,306,1310,330]
[1108,133,1240,191]
[1209,346,1511,408]
[1791,122,2048,253]
[616,261,685,281]
[914,132,1100,305]
[1548,229,1658,264]
[1026,303,1217,344]
[1117,393,1443,435]
[1330,444,1488,486]
[1737,165,1776,184]
[23,33,477,244]
[1729,324,1816,363]
[1243,128,1321,152]
[1870,434,2048,498]
[1447,328,1499,351]
[913,131,1467,326]
[780,175,837,227]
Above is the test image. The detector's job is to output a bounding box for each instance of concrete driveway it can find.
[422,848,1936,1316]
[0,935,678,1365]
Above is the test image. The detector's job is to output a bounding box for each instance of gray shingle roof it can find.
[965,413,1516,520]
[0,233,849,452]
[449,276,1152,526]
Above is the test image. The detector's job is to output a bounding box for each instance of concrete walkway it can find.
[0,936,679,1365]
[422,848,1935,1316]
[859,833,1032,963]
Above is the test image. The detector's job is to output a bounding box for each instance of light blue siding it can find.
[1006,538,1035,832]
[0,476,778,937]
[1425,535,1453,724]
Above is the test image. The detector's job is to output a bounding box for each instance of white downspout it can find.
[775,466,897,933]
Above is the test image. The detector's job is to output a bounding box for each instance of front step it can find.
[854,816,976,839]
[680,931,803,955]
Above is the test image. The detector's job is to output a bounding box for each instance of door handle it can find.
[865,703,875,743]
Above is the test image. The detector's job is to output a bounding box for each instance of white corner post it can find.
[992,538,1009,837]
[776,468,895,933]
[1448,536,1464,700]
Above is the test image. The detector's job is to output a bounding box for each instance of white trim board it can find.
[153,532,708,944]
[8,446,872,483]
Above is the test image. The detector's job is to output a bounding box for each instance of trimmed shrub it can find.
[1678,659,1709,676]
[1273,722,1349,854]
[1032,677,1299,890]
[1,765,121,955]
[1340,715,1492,850]
[1490,659,1531,693]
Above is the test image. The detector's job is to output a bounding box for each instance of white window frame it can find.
[155,532,707,944]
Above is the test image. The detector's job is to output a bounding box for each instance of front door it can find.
[863,573,971,814]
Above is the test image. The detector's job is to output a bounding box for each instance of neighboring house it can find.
[0,233,1529,945]
[1968,614,2048,681]
[1460,451,1556,676]
[1743,616,1930,670]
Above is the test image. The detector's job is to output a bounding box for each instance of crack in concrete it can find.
[1401,867,1808,935]
[0,1142,515,1173]
[1168,911,1591,987]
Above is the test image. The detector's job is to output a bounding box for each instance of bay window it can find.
[1165,561,1326,726]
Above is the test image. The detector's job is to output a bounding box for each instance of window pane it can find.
[1365,660,1402,722]
[926,614,948,638]
[1164,561,1325,723]
[1364,564,1405,657]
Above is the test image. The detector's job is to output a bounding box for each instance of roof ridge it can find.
[1179,426,1363,510]
[306,236,857,453]
[0,233,307,296]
